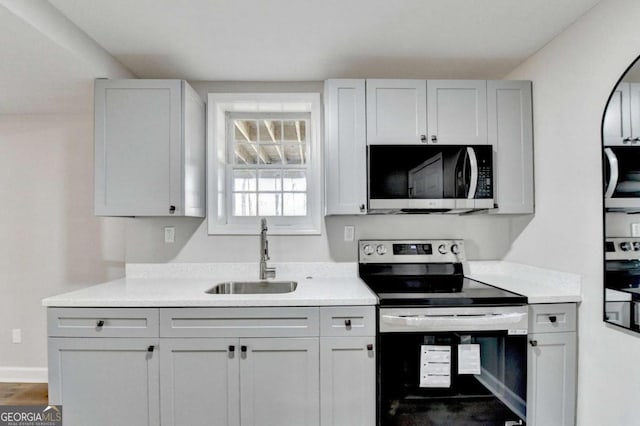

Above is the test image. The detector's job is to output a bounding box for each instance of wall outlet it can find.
[12,329,21,344]
[632,223,640,237]
[164,226,175,243]
[344,225,355,242]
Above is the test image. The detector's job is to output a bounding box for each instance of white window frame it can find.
[207,92,322,235]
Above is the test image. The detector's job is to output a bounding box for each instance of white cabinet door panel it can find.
[320,337,375,426]
[48,338,160,426]
[366,79,427,144]
[527,332,577,426]
[240,337,319,426]
[427,80,488,145]
[160,339,240,426]
[603,82,631,146]
[324,79,367,214]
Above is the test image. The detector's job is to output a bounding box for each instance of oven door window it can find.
[379,331,526,426]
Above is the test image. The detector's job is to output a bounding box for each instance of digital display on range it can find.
[393,244,432,255]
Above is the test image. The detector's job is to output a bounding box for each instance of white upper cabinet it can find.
[366,79,488,145]
[427,80,488,145]
[366,79,427,144]
[94,79,205,217]
[603,82,640,146]
[488,80,534,214]
[324,79,367,215]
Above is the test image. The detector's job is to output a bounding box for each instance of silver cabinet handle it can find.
[359,204,365,212]
[420,135,427,143]
[431,135,437,143]
[529,340,538,347]
[623,137,632,144]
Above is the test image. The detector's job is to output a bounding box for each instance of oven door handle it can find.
[381,312,527,329]
[604,147,618,198]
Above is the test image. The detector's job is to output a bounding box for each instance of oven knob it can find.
[362,244,375,255]
[451,244,460,255]
[620,242,632,251]
[376,244,387,255]
[438,244,448,254]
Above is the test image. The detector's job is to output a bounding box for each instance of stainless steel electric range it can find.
[358,239,528,426]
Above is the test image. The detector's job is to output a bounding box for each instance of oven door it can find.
[378,307,528,426]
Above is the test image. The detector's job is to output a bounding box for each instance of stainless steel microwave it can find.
[368,145,494,212]
[604,146,640,210]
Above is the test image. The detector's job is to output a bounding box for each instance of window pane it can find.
[283,193,307,216]
[260,145,284,165]
[283,170,306,191]
[283,120,305,142]
[258,170,282,191]
[234,120,257,142]
[233,193,257,216]
[233,170,257,191]
[284,143,306,165]
[259,120,282,142]
[258,193,282,216]
[234,144,258,164]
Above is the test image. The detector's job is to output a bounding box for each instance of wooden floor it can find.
[0,383,48,405]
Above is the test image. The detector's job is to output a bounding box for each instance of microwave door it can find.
[604,147,619,199]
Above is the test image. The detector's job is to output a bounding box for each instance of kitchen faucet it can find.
[259,218,276,280]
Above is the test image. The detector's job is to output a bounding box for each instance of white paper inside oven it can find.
[419,345,451,388]
[458,344,481,374]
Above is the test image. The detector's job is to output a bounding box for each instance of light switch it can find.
[632,223,640,237]
[164,226,175,243]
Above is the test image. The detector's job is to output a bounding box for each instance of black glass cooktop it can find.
[359,263,527,307]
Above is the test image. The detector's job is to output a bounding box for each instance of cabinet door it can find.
[427,80,488,145]
[94,79,183,216]
[320,337,375,426]
[527,332,577,426]
[160,339,240,426]
[240,338,319,426]
[48,338,160,426]
[324,79,367,214]
[366,79,427,145]
[487,80,534,214]
[603,82,631,146]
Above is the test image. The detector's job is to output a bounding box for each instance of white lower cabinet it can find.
[49,306,375,426]
[527,303,577,426]
[48,337,160,426]
[160,338,240,426]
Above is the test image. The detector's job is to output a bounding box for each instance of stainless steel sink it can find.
[206,281,298,295]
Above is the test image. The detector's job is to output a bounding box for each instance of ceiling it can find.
[1,0,603,114]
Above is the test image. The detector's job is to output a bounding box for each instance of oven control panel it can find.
[359,240,465,263]
[606,237,640,260]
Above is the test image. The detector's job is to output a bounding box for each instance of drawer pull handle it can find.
[367,344,373,351]
[229,345,235,353]
[147,345,154,353]
[241,345,247,353]
[549,315,557,323]
[344,319,352,327]
[529,340,538,347]
[96,320,105,328]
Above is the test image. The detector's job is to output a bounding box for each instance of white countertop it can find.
[467,261,582,304]
[42,260,582,308]
[42,263,378,307]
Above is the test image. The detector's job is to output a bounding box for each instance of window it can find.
[207,93,322,235]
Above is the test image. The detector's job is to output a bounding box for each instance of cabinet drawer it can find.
[320,306,376,337]
[160,307,320,337]
[528,303,576,333]
[47,308,160,338]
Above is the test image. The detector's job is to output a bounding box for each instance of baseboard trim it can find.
[0,367,48,383]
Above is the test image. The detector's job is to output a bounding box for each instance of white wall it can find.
[0,114,125,380]
[504,0,640,424]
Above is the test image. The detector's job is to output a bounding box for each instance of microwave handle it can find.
[604,147,619,198]
[466,147,479,199]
